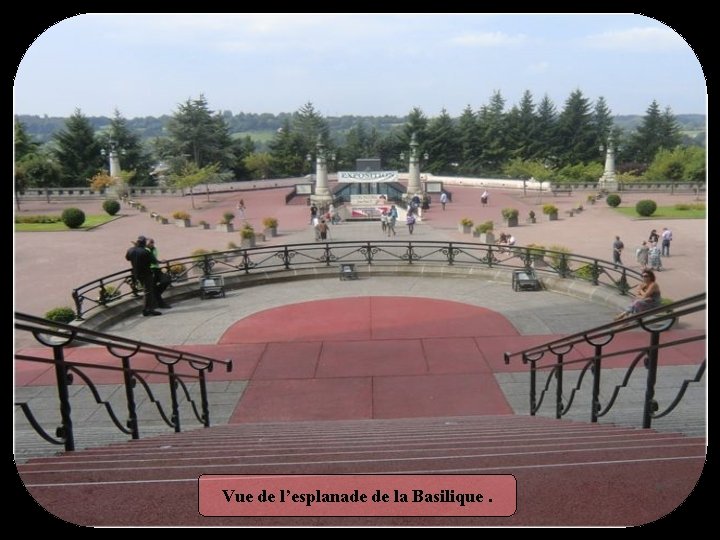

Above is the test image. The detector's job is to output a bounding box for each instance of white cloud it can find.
[528,61,550,74]
[451,32,527,47]
[584,26,687,52]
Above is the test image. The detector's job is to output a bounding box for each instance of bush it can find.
[172,211,191,220]
[542,204,558,215]
[606,194,621,207]
[240,223,255,239]
[501,208,519,219]
[635,199,657,217]
[262,217,278,228]
[61,208,86,229]
[227,242,238,250]
[45,306,76,323]
[15,215,62,224]
[102,199,121,216]
[474,220,494,234]
[221,212,235,224]
[459,217,474,227]
[168,263,187,276]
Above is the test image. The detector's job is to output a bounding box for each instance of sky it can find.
[13,13,707,119]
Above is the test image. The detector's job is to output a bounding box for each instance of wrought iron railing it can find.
[14,312,233,452]
[503,293,706,429]
[71,241,643,320]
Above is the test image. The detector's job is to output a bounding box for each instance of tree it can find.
[627,100,680,164]
[505,90,537,161]
[293,102,330,159]
[229,136,256,180]
[555,90,596,166]
[425,108,459,174]
[168,162,221,209]
[268,119,306,176]
[243,152,273,179]
[534,94,559,163]
[477,91,508,173]
[99,109,155,186]
[644,146,705,184]
[592,96,614,149]
[15,153,62,203]
[14,120,39,161]
[166,95,233,169]
[398,107,429,158]
[52,109,104,186]
[457,105,481,174]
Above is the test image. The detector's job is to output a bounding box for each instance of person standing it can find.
[648,229,659,244]
[636,241,649,271]
[440,191,448,210]
[147,238,171,308]
[309,204,318,225]
[481,190,489,207]
[315,219,329,241]
[661,227,673,257]
[125,236,161,316]
[406,212,416,234]
[612,236,624,267]
[387,205,398,236]
[236,199,246,218]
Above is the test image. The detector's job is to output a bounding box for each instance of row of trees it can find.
[14,90,705,194]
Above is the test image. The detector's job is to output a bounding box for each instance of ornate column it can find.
[102,141,126,197]
[310,136,334,206]
[406,133,422,197]
[598,134,618,191]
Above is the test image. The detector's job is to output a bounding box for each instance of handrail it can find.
[503,293,706,429]
[70,241,645,320]
[14,312,233,452]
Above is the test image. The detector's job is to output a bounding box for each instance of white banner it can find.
[338,171,398,183]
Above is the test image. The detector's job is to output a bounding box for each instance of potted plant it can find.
[198,219,210,230]
[172,210,191,227]
[473,220,495,244]
[262,217,278,237]
[217,211,235,232]
[527,210,536,224]
[542,204,559,221]
[240,223,256,248]
[586,194,596,205]
[98,284,121,304]
[501,207,519,227]
[526,243,547,266]
[459,217,474,234]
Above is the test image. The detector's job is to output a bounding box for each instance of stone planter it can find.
[459,224,472,234]
[263,227,278,238]
[527,217,536,224]
[505,216,519,227]
[240,237,256,249]
[158,217,169,225]
[216,223,235,232]
[254,232,266,243]
[175,218,191,227]
[481,232,495,244]
[198,223,210,230]
[547,213,558,221]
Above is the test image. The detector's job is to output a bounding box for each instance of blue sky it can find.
[14,13,707,119]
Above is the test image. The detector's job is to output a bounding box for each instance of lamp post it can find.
[309,136,335,206]
[100,140,126,197]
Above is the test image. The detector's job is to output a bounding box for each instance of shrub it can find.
[45,306,76,323]
[606,194,621,207]
[635,199,657,217]
[240,223,255,239]
[474,220,494,234]
[172,211,191,220]
[526,243,546,257]
[15,215,62,224]
[61,208,86,229]
[102,199,121,216]
[191,248,211,260]
[262,217,278,228]
[221,212,235,224]
[459,217,474,227]
[586,195,596,203]
[575,263,595,281]
[198,220,209,226]
[99,285,120,302]
[548,244,571,267]
[501,208,519,220]
[227,242,238,250]
[168,263,187,276]
[542,204,558,215]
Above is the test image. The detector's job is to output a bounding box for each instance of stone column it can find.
[311,138,333,206]
[406,133,422,197]
[598,135,618,191]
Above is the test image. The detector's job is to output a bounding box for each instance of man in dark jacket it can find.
[125,235,161,316]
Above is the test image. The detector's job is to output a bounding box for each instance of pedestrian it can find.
[406,212,416,234]
[635,241,649,270]
[387,205,398,236]
[661,227,673,257]
[309,204,318,225]
[236,198,246,218]
[440,191,448,210]
[125,235,161,316]
[648,243,663,271]
[147,238,171,308]
[649,229,659,244]
[612,236,624,266]
[315,219,329,241]
[481,190,489,207]
[380,210,388,233]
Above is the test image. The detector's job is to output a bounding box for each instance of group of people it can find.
[634,227,672,272]
[125,236,172,316]
[380,205,399,236]
[496,232,516,252]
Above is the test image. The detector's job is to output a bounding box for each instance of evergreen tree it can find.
[99,109,155,186]
[425,108,459,174]
[477,90,508,173]
[659,106,682,150]
[398,107,429,152]
[52,109,104,186]
[555,90,596,166]
[293,102,330,158]
[457,105,481,174]
[627,100,665,164]
[166,95,233,169]
[505,90,537,161]
[268,119,306,176]
[592,96,614,148]
[534,94,559,163]
[229,136,256,180]
[14,121,39,161]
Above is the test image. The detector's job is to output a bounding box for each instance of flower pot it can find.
[547,212,558,221]
[263,227,278,237]
[459,224,472,234]
[240,236,256,248]
[175,219,191,228]
[216,223,234,232]
[505,216,519,227]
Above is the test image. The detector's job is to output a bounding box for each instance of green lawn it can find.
[615,206,706,219]
[15,214,120,232]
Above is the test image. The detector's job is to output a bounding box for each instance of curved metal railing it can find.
[70,241,642,320]
[14,312,233,452]
[503,293,706,429]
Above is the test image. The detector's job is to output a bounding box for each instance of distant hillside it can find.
[16,112,705,146]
